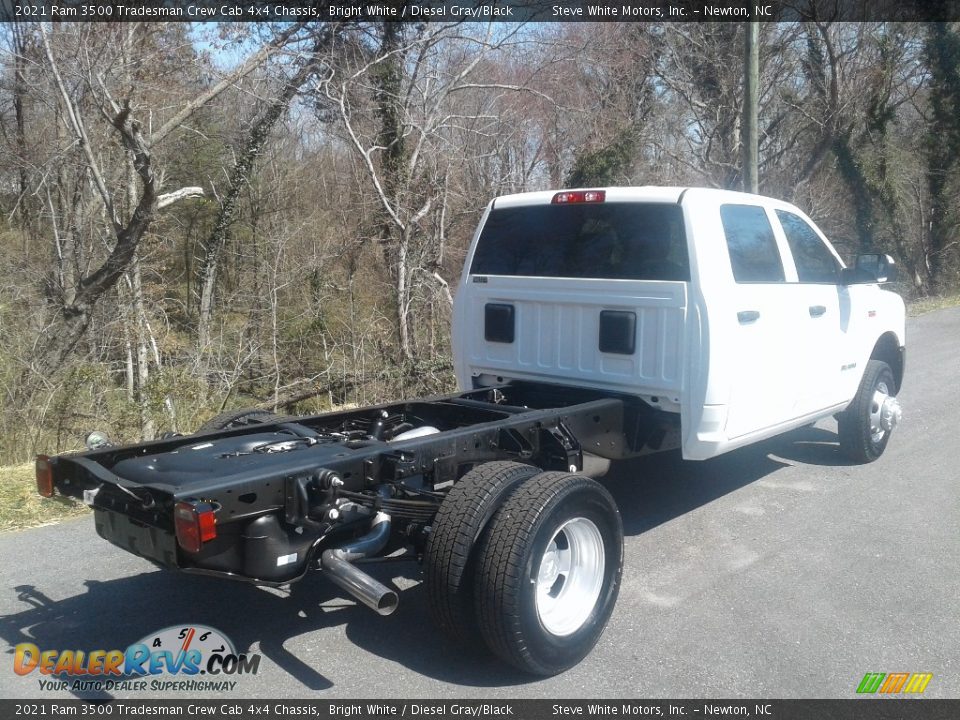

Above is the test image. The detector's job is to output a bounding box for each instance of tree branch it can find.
[151,22,309,147]
[39,25,119,231]
[157,186,205,209]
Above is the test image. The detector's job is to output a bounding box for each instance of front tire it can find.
[473,472,623,676]
[838,359,900,463]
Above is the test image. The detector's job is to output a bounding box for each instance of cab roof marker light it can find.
[552,190,606,204]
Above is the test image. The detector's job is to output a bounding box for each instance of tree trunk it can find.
[924,24,960,290]
[395,232,412,362]
[130,253,155,440]
[197,39,327,351]
[372,22,415,364]
[742,21,759,193]
[832,130,876,253]
[11,24,33,233]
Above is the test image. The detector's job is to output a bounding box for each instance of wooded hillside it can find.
[1,20,958,463]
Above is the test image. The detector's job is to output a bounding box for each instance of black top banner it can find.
[2,700,960,720]
[2,0,960,23]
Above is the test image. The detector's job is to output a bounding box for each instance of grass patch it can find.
[0,463,88,533]
[907,293,960,317]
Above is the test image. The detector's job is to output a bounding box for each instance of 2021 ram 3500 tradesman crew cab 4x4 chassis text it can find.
[37,187,905,675]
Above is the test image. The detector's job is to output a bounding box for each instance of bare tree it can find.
[29,21,309,382]
[197,25,337,355]
[924,22,960,290]
[659,24,745,188]
[320,22,530,363]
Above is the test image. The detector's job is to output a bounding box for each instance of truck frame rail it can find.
[44,381,676,587]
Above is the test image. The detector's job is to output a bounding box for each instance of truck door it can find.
[716,204,800,440]
[773,209,849,414]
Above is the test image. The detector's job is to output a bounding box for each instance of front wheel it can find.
[473,471,623,676]
[838,359,902,463]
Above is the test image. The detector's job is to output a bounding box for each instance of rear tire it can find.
[424,461,541,645]
[196,408,279,433]
[838,359,898,463]
[473,472,623,676]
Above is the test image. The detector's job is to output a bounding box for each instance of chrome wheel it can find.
[474,472,624,675]
[535,517,605,636]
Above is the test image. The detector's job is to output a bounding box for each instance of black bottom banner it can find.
[4,699,959,720]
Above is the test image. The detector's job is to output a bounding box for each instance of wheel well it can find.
[870,332,903,393]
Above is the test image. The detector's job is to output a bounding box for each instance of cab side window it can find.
[776,210,839,284]
[720,204,785,283]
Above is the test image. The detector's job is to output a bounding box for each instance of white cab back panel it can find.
[455,275,687,400]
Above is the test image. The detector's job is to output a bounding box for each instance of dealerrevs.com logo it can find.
[13,624,260,693]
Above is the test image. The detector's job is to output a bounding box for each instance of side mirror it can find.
[844,253,899,284]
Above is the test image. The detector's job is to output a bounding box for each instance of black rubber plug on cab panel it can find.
[485,303,515,344]
[599,310,636,355]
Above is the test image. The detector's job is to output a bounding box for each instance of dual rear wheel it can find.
[425,462,623,676]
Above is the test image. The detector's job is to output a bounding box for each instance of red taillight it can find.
[36,455,54,498]
[552,190,606,204]
[174,501,218,553]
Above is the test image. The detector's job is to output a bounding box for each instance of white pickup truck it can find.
[454,186,905,464]
[39,186,905,677]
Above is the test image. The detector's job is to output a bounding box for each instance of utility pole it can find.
[742,21,759,194]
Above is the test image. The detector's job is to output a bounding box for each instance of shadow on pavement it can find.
[3,573,341,698]
[0,557,524,698]
[1,424,848,696]
[344,424,849,678]
[603,423,849,536]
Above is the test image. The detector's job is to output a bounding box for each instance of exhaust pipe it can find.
[320,511,399,616]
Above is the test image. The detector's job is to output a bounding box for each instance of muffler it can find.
[320,511,399,616]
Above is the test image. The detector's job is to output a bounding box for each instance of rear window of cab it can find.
[471,202,689,281]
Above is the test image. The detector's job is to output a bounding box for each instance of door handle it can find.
[737,310,760,324]
[809,305,827,318]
